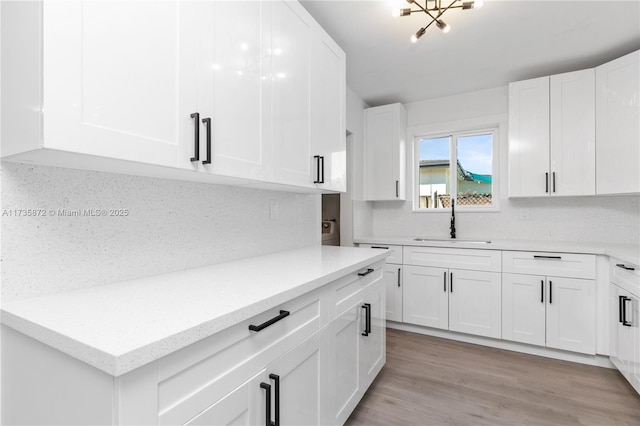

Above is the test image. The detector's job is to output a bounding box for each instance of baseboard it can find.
[386,321,615,369]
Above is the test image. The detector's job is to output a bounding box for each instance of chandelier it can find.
[393,0,483,43]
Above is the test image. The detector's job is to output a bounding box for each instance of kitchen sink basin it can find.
[413,237,491,244]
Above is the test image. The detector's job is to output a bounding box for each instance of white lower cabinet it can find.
[328,269,385,426]
[358,244,403,323]
[403,265,501,338]
[502,274,596,354]
[610,260,640,395]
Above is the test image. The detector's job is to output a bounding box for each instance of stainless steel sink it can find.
[413,237,491,244]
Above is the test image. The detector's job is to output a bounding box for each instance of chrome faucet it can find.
[450,199,456,239]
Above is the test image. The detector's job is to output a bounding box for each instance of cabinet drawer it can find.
[329,261,384,318]
[611,259,640,297]
[403,246,501,272]
[502,251,595,279]
[157,289,322,425]
[359,244,402,264]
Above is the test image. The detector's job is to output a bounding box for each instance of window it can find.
[415,128,497,210]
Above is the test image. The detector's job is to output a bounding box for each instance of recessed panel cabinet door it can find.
[271,0,313,187]
[360,286,385,388]
[184,370,266,426]
[54,1,182,167]
[402,265,448,329]
[197,1,268,180]
[384,265,403,322]
[448,269,502,339]
[502,273,546,346]
[546,277,596,354]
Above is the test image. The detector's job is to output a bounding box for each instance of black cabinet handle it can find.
[443,271,447,292]
[395,180,399,198]
[616,263,636,271]
[201,117,211,165]
[190,112,199,162]
[621,296,632,327]
[533,255,562,260]
[370,246,389,250]
[450,272,453,293]
[619,295,625,324]
[549,281,553,304]
[545,172,549,193]
[362,303,371,336]
[397,268,401,287]
[313,155,325,184]
[552,172,556,193]
[358,268,374,277]
[260,382,271,426]
[269,374,280,426]
[540,280,544,303]
[249,310,290,332]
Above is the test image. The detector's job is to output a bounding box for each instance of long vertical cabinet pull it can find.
[269,374,280,426]
[397,268,401,287]
[621,296,633,327]
[190,113,200,162]
[619,295,625,324]
[540,280,544,303]
[313,156,325,184]
[395,180,399,198]
[450,272,453,293]
[361,303,371,336]
[260,382,271,426]
[443,272,447,292]
[545,172,549,193]
[201,117,211,165]
[552,172,556,193]
[549,281,553,304]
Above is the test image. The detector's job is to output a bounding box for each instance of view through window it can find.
[417,130,495,209]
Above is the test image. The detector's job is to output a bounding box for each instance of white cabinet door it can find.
[185,370,266,426]
[363,103,407,200]
[630,294,640,393]
[550,69,595,196]
[546,277,596,354]
[181,1,268,180]
[402,265,448,329]
[508,76,550,197]
[42,1,182,167]
[383,264,403,322]
[596,50,640,194]
[271,0,313,188]
[328,302,361,426]
[360,285,385,388]
[269,331,323,426]
[448,270,502,339]
[310,25,346,192]
[502,273,546,346]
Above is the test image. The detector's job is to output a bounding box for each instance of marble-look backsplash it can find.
[1,162,320,302]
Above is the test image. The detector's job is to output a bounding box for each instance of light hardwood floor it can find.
[346,328,640,425]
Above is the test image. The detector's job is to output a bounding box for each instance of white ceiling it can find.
[300,0,640,106]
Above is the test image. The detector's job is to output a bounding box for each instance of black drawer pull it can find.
[616,263,636,271]
[358,268,374,277]
[533,255,562,260]
[249,310,290,332]
[371,246,389,250]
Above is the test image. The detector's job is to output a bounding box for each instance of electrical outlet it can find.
[269,199,279,219]
[519,208,530,220]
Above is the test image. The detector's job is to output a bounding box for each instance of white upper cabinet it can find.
[508,69,595,197]
[271,0,313,188]
[596,50,640,195]
[2,1,182,167]
[310,25,347,193]
[363,103,407,200]
[1,0,346,193]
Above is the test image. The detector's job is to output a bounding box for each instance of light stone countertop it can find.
[1,246,388,377]
[354,236,640,266]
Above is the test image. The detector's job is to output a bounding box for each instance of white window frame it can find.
[410,117,503,213]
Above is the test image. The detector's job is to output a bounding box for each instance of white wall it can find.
[365,86,640,245]
[1,162,320,302]
[342,86,373,245]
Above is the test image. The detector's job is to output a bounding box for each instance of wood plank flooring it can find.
[346,329,640,425]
